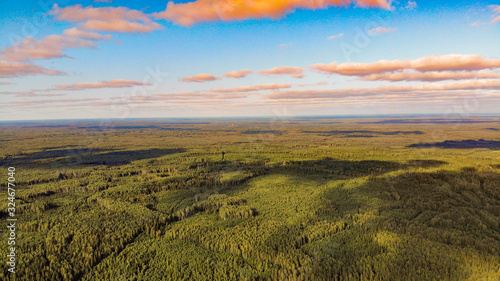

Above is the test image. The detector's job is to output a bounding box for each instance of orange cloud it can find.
[361,70,500,82]
[224,69,253,78]
[0,82,12,85]
[181,73,220,82]
[81,20,162,33]
[154,0,391,27]
[311,54,500,76]
[0,60,65,78]
[1,28,109,61]
[368,26,396,35]
[259,66,305,78]
[50,4,162,33]
[55,79,150,91]
[212,83,291,92]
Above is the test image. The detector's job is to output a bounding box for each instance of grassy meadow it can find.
[0,116,499,280]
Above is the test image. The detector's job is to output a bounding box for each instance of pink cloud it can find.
[259,66,305,78]
[0,60,65,78]
[490,5,500,23]
[181,73,220,82]
[154,0,391,27]
[55,79,150,91]
[311,54,500,76]
[62,27,111,40]
[81,20,162,33]
[264,79,500,99]
[0,82,12,85]
[50,4,162,33]
[224,69,253,78]
[50,4,150,22]
[361,70,500,82]
[328,33,344,40]
[368,26,396,35]
[212,83,291,93]
[1,28,109,61]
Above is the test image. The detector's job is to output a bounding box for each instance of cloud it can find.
[259,66,305,78]
[50,4,162,33]
[157,92,255,100]
[405,1,417,10]
[328,33,344,40]
[62,27,111,40]
[264,79,500,100]
[14,98,100,105]
[0,82,12,85]
[360,70,500,82]
[0,60,66,78]
[224,69,253,78]
[81,20,162,33]
[181,73,220,82]
[0,28,109,61]
[154,0,392,27]
[54,79,150,91]
[368,26,396,35]
[311,54,500,76]
[490,5,500,24]
[470,21,485,27]
[50,4,150,22]
[212,83,291,93]
[279,42,293,48]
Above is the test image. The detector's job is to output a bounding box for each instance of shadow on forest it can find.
[2,148,186,167]
[309,167,500,279]
[408,139,500,149]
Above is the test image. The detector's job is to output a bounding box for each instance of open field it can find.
[0,116,499,280]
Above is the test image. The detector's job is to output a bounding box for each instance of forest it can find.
[0,116,499,280]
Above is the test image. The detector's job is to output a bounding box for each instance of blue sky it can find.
[0,0,499,120]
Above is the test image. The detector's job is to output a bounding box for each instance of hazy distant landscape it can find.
[1,116,499,280]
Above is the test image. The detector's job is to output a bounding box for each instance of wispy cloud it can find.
[328,33,344,40]
[490,5,500,24]
[368,26,396,35]
[279,42,294,48]
[0,60,66,78]
[360,70,500,82]
[55,79,150,91]
[181,73,220,83]
[264,79,500,100]
[405,1,417,10]
[224,69,253,79]
[212,83,291,93]
[50,4,162,33]
[259,66,305,78]
[0,28,109,62]
[311,54,500,76]
[154,0,392,27]
[81,20,161,33]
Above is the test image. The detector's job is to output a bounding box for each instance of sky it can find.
[0,0,499,120]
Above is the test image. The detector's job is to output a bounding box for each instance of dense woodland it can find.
[0,116,499,280]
